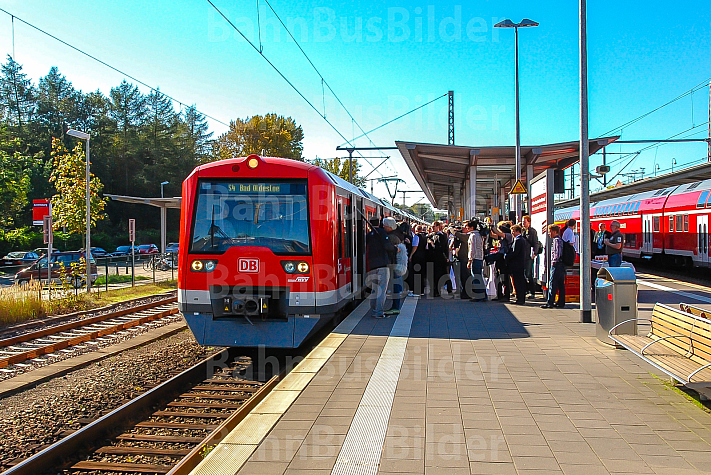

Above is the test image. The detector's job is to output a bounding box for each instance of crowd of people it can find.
[364,214,627,317]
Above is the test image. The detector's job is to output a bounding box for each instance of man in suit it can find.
[507,224,528,305]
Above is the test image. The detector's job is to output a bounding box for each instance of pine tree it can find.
[36,67,80,143]
[110,81,146,193]
[0,56,35,138]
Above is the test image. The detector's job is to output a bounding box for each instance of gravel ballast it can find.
[0,330,213,470]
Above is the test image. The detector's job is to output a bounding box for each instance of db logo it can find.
[238,258,259,273]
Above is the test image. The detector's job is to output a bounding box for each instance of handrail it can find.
[640,335,693,356]
[688,362,711,382]
[608,317,648,336]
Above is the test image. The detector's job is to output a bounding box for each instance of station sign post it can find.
[43,214,53,299]
[129,219,136,287]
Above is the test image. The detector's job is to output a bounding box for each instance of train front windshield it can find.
[190,181,310,254]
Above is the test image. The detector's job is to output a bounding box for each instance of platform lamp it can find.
[161,181,169,198]
[672,158,677,173]
[494,18,539,221]
[66,128,92,293]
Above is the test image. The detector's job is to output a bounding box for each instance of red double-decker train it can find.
[555,179,711,267]
[178,154,423,348]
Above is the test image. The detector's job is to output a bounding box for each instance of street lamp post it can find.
[160,181,169,255]
[672,158,677,173]
[66,128,91,293]
[494,18,539,221]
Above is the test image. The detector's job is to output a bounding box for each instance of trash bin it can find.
[595,266,637,346]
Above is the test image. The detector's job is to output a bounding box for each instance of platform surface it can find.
[192,295,711,475]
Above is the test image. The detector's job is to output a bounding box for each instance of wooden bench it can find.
[680,303,710,320]
[609,303,711,398]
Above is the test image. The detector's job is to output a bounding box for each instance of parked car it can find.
[1,251,40,266]
[33,247,59,256]
[138,244,159,255]
[15,251,98,288]
[166,242,179,254]
[90,247,108,257]
[110,245,139,257]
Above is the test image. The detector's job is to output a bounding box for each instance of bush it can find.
[0,227,44,256]
[95,274,149,285]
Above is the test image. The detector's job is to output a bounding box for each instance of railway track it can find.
[0,298,179,374]
[3,350,280,475]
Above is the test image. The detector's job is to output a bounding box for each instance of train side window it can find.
[337,203,344,259]
[706,192,711,208]
[676,215,683,232]
[684,215,689,232]
[344,202,352,259]
[653,216,660,232]
[698,191,709,208]
[635,202,641,213]
[669,216,674,232]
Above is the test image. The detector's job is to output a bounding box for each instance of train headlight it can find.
[281,261,310,274]
[247,157,259,169]
[190,260,217,272]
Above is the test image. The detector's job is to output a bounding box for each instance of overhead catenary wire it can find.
[206,0,385,176]
[340,93,448,146]
[605,121,710,183]
[600,77,711,137]
[0,7,230,127]
[258,0,390,170]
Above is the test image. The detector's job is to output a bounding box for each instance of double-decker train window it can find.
[669,216,674,232]
[653,216,660,232]
[190,180,310,254]
[676,215,683,233]
[697,191,709,208]
[684,215,689,232]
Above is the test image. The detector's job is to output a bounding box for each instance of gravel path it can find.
[0,330,212,470]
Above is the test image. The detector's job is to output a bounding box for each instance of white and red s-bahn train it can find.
[555,179,711,267]
[178,154,425,348]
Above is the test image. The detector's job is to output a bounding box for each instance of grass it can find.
[0,279,177,327]
[0,281,44,325]
[651,373,711,414]
[94,274,149,285]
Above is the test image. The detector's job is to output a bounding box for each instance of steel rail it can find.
[1,349,230,475]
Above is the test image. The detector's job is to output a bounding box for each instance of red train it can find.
[178,154,424,348]
[555,179,711,267]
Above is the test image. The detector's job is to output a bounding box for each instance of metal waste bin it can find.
[595,266,637,346]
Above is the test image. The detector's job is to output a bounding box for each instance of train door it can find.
[336,196,351,293]
[642,214,653,254]
[698,215,709,265]
[354,197,365,297]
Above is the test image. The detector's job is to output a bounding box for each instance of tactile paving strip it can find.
[331,298,416,475]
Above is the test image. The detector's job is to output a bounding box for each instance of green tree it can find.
[214,113,303,161]
[311,157,366,187]
[49,138,107,235]
[36,67,81,143]
[0,56,35,138]
[0,135,33,228]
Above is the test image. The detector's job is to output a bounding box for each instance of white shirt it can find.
[562,227,574,243]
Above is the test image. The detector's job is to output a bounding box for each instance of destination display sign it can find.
[200,182,306,195]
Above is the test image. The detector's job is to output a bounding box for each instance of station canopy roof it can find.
[554,160,711,209]
[396,137,619,208]
[105,194,181,209]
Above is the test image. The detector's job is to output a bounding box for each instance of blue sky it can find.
[0,0,709,202]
